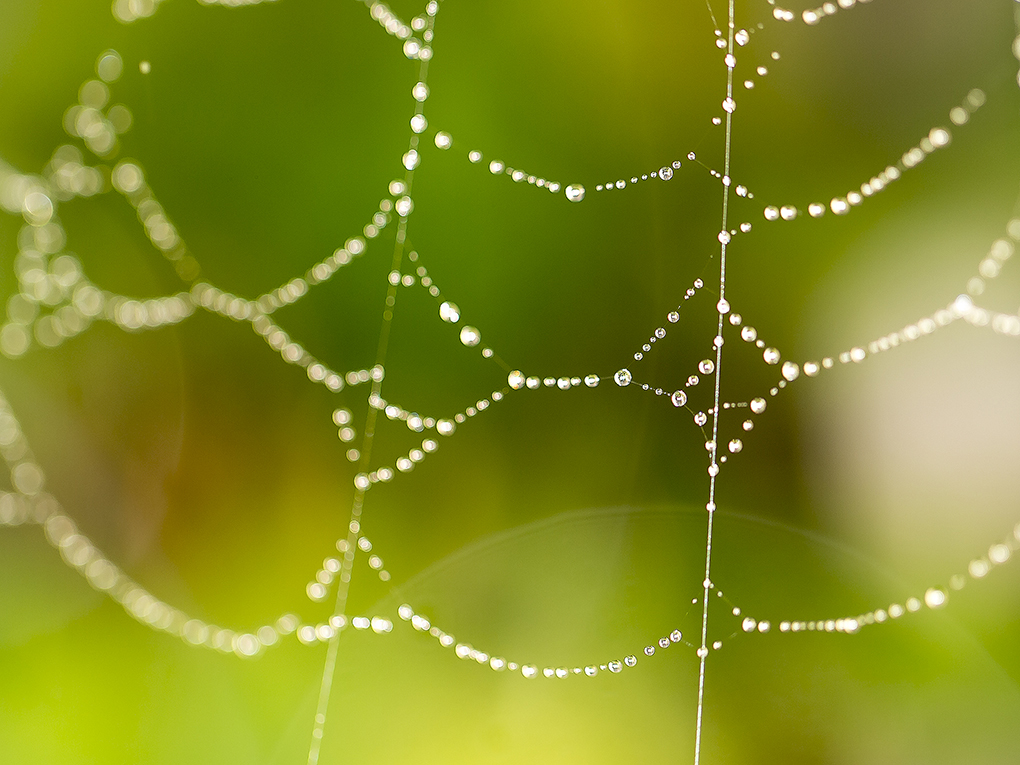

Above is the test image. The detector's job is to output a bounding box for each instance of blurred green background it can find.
[2,0,1020,762]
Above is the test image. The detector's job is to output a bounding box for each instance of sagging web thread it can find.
[1,0,1020,762]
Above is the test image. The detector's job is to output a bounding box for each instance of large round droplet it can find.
[699,359,715,375]
[659,166,674,181]
[781,361,800,381]
[439,301,460,323]
[459,326,480,347]
[565,184,586,202]
[614,368,632,387]
[667,311,680,323]
[395,196,413,216]
[584,374,600,387]
[741,326,757,342]
[750,397,767,414]
[671,390,687,407]
[694,412,708,426]
[507,370,525,389]
[763,347,780,365]
[722,97,736,113]
[728,439,743,453]
[97,50,123,82]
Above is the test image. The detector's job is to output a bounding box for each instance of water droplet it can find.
[97,50,123,82]
[716,298,730,314]
[434,131,452,149]
[584,374,600,387]
[608,660,622,673]
[439,301,460,323]
[694,411,708,426]
[924,588,947,608]
[670,629,682,642]
[412,82,429,101]
[459,326,481,347]
[735,29,749,45]
[644,645,655,656]
[395,196,413,216]
[624,655,637,667]
[584,665,598,676]
[614,369,632,386]
[667,311,680,323]
[764,206,780,221]
[508,370,525,389]
[699,359,715,375]
[781,361,800,381]
[403,150,420,170]
[780,205,797,220]
[565,184,585,202]
[742,419,753,431]
[740,326,757,342]
[687,375,700,387]
[659,166,674,181]
[722,97,736,113]
[697,646,709,658]
[671,390,687,407]
[750,397,767,414]
[658,637,670,649]
[521,664,538,679]
[728,439,743,453]
[489,160,504,174]
[763,347,780,364]
[830,197,849,214]
[410,114,428,133]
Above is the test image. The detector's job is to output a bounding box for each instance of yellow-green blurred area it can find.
[2,0,1020,762]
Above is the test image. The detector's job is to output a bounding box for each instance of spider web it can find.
[1,0,1020,762]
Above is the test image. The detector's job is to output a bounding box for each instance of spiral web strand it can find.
[1,0,1020,761]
